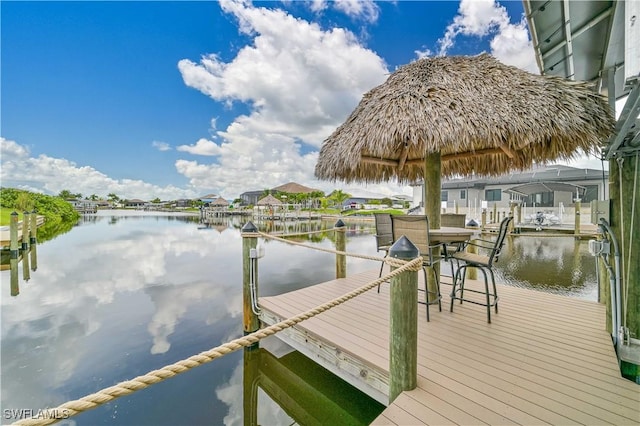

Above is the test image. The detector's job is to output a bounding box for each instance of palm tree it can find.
[328,190,350,208]
[58,189,74,199]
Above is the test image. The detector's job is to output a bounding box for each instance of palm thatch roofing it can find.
[199,193,218,200]
[256,194,283,206]
[314,54,615,184]
[271,182,318,194]
[210,197,229,206]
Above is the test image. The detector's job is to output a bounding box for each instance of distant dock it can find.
[0,215,44,249]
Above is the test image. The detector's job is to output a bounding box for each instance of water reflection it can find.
[0,211,381,425]
[494,236,598,300]
[1,243,38,297]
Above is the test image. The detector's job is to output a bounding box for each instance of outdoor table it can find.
[429,227,478,245]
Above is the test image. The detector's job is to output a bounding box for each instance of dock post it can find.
[29,242,38,272]
[242,221,260,336]
[481,209,486,231]
[508,203,516,233]
[21,211,30,251]
[335,219,346,279]
[9,212,20,297]
[10,257,19,296]
[492,203,497,224]
[574,198,581,237]
[9,212,19,259]
[22,239,31,282]
[388,236,419,403]
[30,209,38,244]
[243,348,259,426]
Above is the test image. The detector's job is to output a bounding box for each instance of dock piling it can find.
[388,236,419,403]
[21,211,30,251]
[29,242,38,272]
[574,198,581,237]
[22,242,31,282]
[9,212,19,259]
[335,220,346,279]
[30,209,38,244]
[242,222,260,336]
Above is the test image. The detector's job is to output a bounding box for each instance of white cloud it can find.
[176,138,223,156]
[0,137,199,200]
[414,47,433,59]
[177,0,389,197]
[152,141,171,151]
[332,0,380,23]
[437,0,537,72]
[309,0,327,14]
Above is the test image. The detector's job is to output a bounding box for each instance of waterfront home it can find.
[411,164,608,211]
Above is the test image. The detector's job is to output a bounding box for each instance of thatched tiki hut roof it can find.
[210,197,229,206]
[256,194,283,206]
[314,54,615,184]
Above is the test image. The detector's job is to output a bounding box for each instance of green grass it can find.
[0,208,27,226]
[340,208,405,216]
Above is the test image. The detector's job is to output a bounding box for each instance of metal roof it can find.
[524,0,639,160]
[524,0,626,99]
[440,164,607,189]
[503,181,586,197]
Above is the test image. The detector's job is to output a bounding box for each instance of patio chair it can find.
[440,213,467,278]
[390,215,446,321]
[373,213,393,280]
[440,213,466,227]
[449,215,513,323]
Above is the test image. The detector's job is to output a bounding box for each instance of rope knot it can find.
[385,256,424,271]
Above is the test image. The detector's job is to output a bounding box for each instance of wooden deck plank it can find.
[420,344,633,424]
[373,403,423,425]
[391,392,456,425]
[415,368,548,425]
[401,386,490,425]
[422,326,639,411]
[369,414,395,425]
[423,312,624,380]
[417,357,581,425]
[410,376,516,425]
[258,269,640,426]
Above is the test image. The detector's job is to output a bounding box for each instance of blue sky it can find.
[2,0,559,201]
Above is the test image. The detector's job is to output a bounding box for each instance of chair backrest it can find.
[441,213,466,228]
[391,215,432,255]
[373,213,393,249]
[488,215,514,266]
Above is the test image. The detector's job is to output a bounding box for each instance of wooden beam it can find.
[499,143,517,159]
[440,147,504,162]
[397,143,409,171]
[362,147,506,168]
[361,156,399,167]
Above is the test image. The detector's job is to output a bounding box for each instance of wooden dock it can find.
[0,216,44,248]
[259,269,639,425]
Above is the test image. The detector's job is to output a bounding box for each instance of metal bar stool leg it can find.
[478,267,491,323]
[430,266,442,312]
[422,267,430,322]
[459,265,468,303]
[489,267,499,314]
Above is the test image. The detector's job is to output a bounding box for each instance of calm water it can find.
[1,211,600,425]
